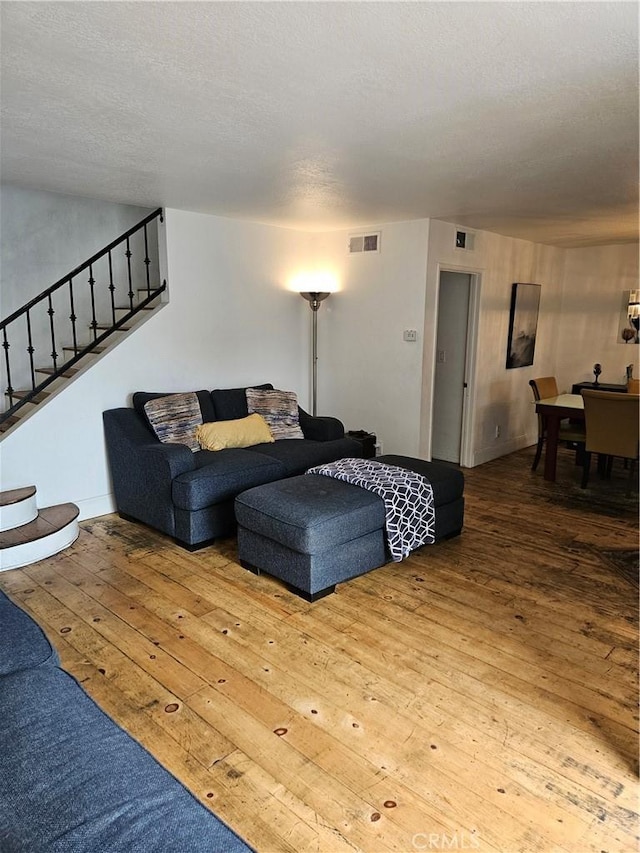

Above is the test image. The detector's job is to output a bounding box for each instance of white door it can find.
[431,271,472,463]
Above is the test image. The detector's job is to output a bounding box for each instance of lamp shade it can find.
[299,292,330,312]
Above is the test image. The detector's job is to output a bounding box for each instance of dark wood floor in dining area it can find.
[1,445,638,853]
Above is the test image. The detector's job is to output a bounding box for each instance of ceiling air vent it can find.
[455,230,475,251]
[348,232,381,254]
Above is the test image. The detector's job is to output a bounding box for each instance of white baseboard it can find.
[76,493,116,521]
[472,435,535,467]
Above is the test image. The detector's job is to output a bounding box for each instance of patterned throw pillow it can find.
[143,392,203,451]
[245,388,304,440]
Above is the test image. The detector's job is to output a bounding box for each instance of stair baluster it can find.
[68,276,78,354]
[47,294,58,372]
[108,251,116,326]
[143,223,151,296]
[126,236,134,310]
[2,327,13,407]
[25,309,36,390]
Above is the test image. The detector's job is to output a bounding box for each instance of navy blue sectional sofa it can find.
[103,383,362,549]
[0,589,252,853]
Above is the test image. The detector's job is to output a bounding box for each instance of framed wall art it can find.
[505,282,541,369]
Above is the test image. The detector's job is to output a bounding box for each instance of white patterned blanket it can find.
[307,457,435,561]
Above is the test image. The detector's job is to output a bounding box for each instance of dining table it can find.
[534,394,584,482]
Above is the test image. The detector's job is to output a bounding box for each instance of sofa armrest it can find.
[298,406,345,442]
[103,409,196,538]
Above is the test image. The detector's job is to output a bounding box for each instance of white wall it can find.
[421,221,566,465]
[555,243,639,389]
[314,220,430,456]
[0,184,154,315]
[0,208,313,518]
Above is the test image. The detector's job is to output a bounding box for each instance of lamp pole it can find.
[300,291,330,416]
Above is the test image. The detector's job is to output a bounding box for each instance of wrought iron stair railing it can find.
[1,207,165,428]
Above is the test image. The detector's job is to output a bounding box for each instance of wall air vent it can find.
[455,230,475,251]
[348,232,381,254]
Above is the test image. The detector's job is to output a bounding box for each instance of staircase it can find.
[0,486,79,571]
[1,208,165,436]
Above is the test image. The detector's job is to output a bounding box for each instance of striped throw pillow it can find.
[143,392,203,451]
[245,388,304,440]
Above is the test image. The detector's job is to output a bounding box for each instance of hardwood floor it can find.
[2,446,638,853]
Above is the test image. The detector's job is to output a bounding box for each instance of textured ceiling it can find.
[1,1,638,247]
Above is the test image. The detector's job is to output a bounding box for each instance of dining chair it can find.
[627,378,640,394]
[529,377,586,472]
[580,390,639,490]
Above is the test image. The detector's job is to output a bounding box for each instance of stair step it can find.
[0,485,36,506]
[0,503,80,571]
[0,415,21,434]
[35,367,80,378]
[93,324,131,331]
[61,344,108,355]
[114,305,155,312]
[0,486,38,532]
[5,390,50,403]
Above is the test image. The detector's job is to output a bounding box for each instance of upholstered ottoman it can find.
[235,454,464,601]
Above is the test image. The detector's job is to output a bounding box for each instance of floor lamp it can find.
[299,291,330,416]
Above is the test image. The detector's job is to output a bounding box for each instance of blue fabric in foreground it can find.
[0,591,253,853]
[0,590,59,675]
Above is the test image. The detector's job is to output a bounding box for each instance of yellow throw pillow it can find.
[196,414,274,451]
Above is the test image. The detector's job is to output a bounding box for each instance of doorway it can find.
[431,270,478,465]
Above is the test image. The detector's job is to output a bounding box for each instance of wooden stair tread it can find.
[62,344,107,354]
[0,503,79,549]
[0,486,36,507]
[93,324,131,331]
[35,367,79,378]
[0,415,21,432]
[114,305,154,311]
[6,390,49,402]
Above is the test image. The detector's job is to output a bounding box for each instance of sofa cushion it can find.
[144,392,203,452]
[250,437,363,476]
[235,475,386,554]
[211,383,273,421]
[172,448,286,510]
[0,591,59,675]
[0,666,251,853]
[196,414,274,451]
[245,388,304,440]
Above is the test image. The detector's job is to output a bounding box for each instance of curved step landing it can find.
[0,485,38,532]
[0,502,80,571]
